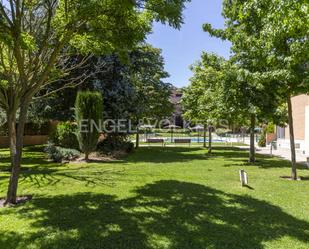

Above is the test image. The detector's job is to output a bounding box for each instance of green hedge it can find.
[49,122,79,150]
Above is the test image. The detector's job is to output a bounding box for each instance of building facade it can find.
[277,94,309,155]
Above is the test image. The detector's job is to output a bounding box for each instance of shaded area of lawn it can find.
[1,146,308,192]
[128,146,307,170]
[1,145,303,169]
[1,180,309,249]
[0,146,127,189]
[126,147,210,163]
[0,146,53,171]
[1,146,309,249]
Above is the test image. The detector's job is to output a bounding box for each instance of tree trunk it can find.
[85,152,89,162]
[208,126,212,153]
[287,96,297,180]
[5,103,29,205]
[203,124,207,148]
[249,114,256,163]
[135,128,140,149]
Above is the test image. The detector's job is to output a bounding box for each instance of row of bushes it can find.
[46,121,134,162]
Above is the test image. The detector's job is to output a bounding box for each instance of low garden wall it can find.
[0,135,48,148]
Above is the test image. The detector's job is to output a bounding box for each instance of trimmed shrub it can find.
[75,91,103,160]
[49,122,79,150]
[45,143,80,163]
[258,129,267,147]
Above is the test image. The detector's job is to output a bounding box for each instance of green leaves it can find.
[141,0,191,29]
[183,53,229,124]
[20,33,37,51]
[202,0,308,128]
[75,91,103,156]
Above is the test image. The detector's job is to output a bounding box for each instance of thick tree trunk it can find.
[208,126,212,153]
[5,103,29,205]
[203,124,207,148]
[85,153,89,162]
[5,112,18,205]
[287,96,297,180]
[249,114,256,163]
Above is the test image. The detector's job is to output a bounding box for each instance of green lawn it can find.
[1,146,309,249]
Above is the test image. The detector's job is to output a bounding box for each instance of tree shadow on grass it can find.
[1,180,309,249]
[1,146,128,188]
[223,153,309,171]
[0,149,53,170]
[127,147,209,163]
[0,162,127,190]
[16,166,127,188]
[209,147,309,171]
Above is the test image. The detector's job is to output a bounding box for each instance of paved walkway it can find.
[239,145,309,167]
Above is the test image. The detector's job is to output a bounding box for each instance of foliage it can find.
[0,107,5,124]
[0,121,51,136]
[0,109,8,135]
[258,129,267,148]
[182,53,225,125]
[97,134,134,155]
[183,53,252,127]
[75,91,103,159]
[128,44,174,121]
[31,44,173,123]
[258,123,275,147]
[0,124,7,136]
[24,122,51,136]
[0,0,190,204]
[203,0,308,178]
[49,122,79,150]
[45,143,80,163]
[28,91,76,122]
[266,123,275,134]
[216,128,232,137]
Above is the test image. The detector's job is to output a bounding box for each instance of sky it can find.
[147,0,231,88]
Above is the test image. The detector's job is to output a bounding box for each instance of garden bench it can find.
[174,138,191,146]
[147,138,165,147]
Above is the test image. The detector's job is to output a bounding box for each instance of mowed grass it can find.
[0,145,309,249]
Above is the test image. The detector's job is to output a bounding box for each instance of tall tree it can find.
[183,53,236,153]
[129,45,173,148]
[75,91,103,161]
[0,0,190,205]
[204,0,308,178]
[256,0,308,179]
[30,45,174,148]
